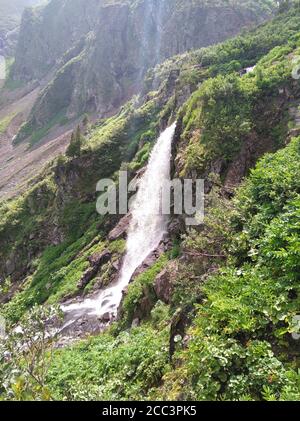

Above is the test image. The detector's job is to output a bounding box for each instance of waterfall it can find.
[111,122,176,310]
[62,123,176,324]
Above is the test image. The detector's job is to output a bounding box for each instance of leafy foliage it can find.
[47,324,169,401]
[0,305,62,401]
[161,137,300,401]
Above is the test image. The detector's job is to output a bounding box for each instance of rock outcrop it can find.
[77,249,112,290]
[154,268,172,304]
[0,0,42,56]
[108,213,131,241]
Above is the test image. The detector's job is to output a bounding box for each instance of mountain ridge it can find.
[0,0,44,56]
[11,0,276,143]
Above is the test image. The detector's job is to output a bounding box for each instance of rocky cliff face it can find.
[0,0,43,56]
[12,0,275,140]
[12,0,100,81]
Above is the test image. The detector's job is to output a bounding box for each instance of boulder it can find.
[112,258,122,272]
[132,287,157,321]
[88,249,112,267]
[130,240,171,281]
[100,312,111,323]
[108,213,131,241]
[77,267,97,290]
[154,269,172,304]
[78,249,112,289]
[168,217,185,237]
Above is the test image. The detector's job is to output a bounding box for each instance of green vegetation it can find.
[0,96,159,323]
[66,126,83,158]
[0,112,15,133]
[0,305,62,401]
[14,110,68,146]
[180,62,292,176]
[47,322,170,401]
[3,58,24,91]
[10,0,276,142]
[1,1,300,402]
[121,254,169,327]
[160,137,300,401]
[1,208,102,323]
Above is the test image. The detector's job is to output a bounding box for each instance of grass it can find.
[0,112,16,133]
[29,112,69,146]
[47,323,170,401]
[3,58,24,91]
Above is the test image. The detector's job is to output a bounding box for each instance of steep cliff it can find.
[0,0,43,56]
[12,0,276,142]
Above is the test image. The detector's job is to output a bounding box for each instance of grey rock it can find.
[100,312,111,323]
[154,269,172,304]
[108,213,131,241]
[12,0,272,138]
[5,259,15,276]
[78,249,112,289]
[131,318,140,328]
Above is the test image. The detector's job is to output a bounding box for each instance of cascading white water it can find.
[62,123,176,325]
[113,122,176,306]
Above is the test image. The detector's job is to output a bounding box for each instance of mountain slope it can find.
[12,0,276,142]
[1,0,298,334]
[0,1,299,402]
[0,0,43,56]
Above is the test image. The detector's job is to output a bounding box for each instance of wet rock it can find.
[100,312,111,323]
[112,258,122,272]
[57,314,107,346]
[91,258,121,292]
[108,213,131,241]
[130,241,171,281]
[88,249,111,267]
[168,218,185,237]
[89,276,104,292]
[78,267,97,290]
